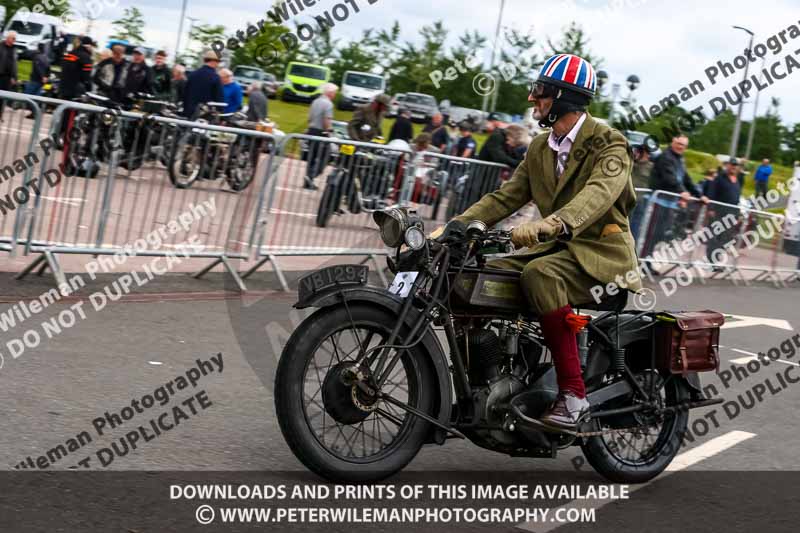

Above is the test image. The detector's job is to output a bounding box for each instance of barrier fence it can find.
[0,92,45,257]
[1,91,276,292]
[635,189,800,287]
[1,90,799,293]
[242,134,512,290]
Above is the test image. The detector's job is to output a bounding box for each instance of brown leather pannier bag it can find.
[655,311,724,376]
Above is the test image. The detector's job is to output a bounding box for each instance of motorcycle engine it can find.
[460,325,545,447]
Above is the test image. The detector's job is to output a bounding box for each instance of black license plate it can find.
[298,264,369,302]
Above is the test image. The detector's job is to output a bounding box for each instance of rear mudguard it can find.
[585,313,706,400]
[295,286,452,445]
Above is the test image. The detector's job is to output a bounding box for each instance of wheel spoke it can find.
[300,323,416,461]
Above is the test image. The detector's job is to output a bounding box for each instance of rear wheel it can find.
[275,305,434,483]
[580,370,689,483]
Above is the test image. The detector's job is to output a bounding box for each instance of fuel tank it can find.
[449,268,526,314]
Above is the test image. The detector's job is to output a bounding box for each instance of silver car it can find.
[393,92,439,123]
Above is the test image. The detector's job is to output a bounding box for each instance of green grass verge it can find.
[18,59,32,82]
[684,148,794,201]
[268,98,488,147]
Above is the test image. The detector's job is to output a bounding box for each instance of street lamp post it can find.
[481,0,506,115]
[174,0,190,60]
[745,56,767,161]
[730,25,754,159]
[596,71,639,126]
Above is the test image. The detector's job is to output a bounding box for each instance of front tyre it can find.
[275,305,434,483]
[315,178,340,228]
[580,372,690,484]
[168,133,203,189]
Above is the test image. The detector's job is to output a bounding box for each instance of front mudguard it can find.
[296,286,452,445]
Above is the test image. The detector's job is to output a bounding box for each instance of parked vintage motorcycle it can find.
[60,92,180,178]
[59,92,123,178]
[314,135,404,228]
[275,208,724,483]
[168,102,259,191]
[118,93,182,172]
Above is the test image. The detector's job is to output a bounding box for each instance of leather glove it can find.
[511,214,564,249]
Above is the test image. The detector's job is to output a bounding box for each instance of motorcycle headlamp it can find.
[404,226,426,250]
[373,207,424,249]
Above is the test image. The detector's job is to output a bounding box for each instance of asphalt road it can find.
[0,278,798,531]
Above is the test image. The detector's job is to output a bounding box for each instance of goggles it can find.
[529,81,558,99]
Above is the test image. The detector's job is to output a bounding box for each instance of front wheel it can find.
[275,304,435,483]
[580,371,690,483]
[225,142,257,191]
[168,133,204,188]
[316,177,341,228]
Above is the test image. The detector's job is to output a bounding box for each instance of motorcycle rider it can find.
[347,93,391,141]
[437,54,641,431]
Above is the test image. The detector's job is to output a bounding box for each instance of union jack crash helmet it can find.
[532,54,597,99]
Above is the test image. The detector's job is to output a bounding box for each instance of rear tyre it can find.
[275,305,435,483]
[580,372,689,483]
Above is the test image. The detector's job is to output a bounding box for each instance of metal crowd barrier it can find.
[0,91,45,257]
[634,188,800,286]
[1,91,276,292]
[4,89,799,293]
[242,133,413,289]
[411,150,511,223]
[242,133,512,290]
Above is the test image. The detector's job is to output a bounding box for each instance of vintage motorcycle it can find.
[315,134,404,228]
[275,208,723,483]
[168,102,259,191]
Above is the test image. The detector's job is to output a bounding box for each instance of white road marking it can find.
[722,314,793,331]
[41,196,85,207]
[665,430,756,471]
[729,354,799,367]
[516,431,756,532]
[268,209,315,218]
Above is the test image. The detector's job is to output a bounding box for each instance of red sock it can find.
[539,305,586,398]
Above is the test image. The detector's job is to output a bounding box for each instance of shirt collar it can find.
[548,112,587,150]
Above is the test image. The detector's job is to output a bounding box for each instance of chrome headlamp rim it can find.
[404,226,426,250]
[373,207,408,248]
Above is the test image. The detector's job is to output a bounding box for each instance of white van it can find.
[4,11,61,59]
[338,71,386,111]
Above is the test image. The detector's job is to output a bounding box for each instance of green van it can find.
[281,62,331,103]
